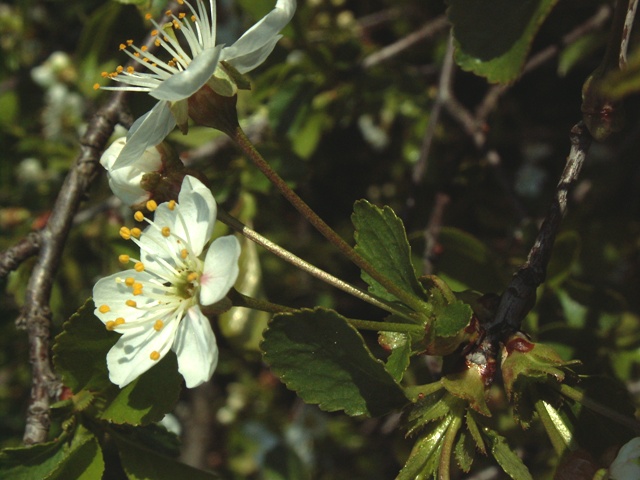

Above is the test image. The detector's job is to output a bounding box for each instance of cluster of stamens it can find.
[98,196,203,362]
[93,0,207,91]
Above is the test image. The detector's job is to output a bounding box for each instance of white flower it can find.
[93,175,241,388]
[100,137,163,206]
[609,437,640,480]
[96,0,296,168]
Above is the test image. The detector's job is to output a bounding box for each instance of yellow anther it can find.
[106,320,116,330]
[119,43,126,50]
[99,304,111,314]
[127,39,134,46]
[93,83,100,90]
[181,249,188,259]
[178,0,184,4]
[150,350,161,361]
[133,283,143,296]
[101,71,108,77]
[178,13,186,19]
[187,272,199,283]
[168,200,176,210]
[130,227,142,238]
[161,227,171,237]
[191,15,197,22]
[146,200,158,212]
[115,317,125,326]
[134,211,144,222]
[145,13,152,20]
[119,226,131,240]
[134,52,140,57]
[154,39,162,47]
[118,254,130,264]
[151,29,159,36]
[153,320,164,331]
[116,65,124,73]
[134,262,145,272]
[151,63,157,67]
[142,58,149,63]
[165,10,172,16]
[126,300,137,308]
[126,66,135,74]
[173,20,181,29]
[125,277,135,287]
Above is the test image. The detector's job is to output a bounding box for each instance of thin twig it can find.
[217,210,406,317]
[486,122,592,336]
[362,15,449,69]
[412,31,456,184]
[0,233,42,278]
[421,192,450,275]
[620,0,639,68]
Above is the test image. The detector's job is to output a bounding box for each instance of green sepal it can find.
[483,428,533,480]
[397,417,451,480]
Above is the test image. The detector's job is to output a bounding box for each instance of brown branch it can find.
[620,0,638,68]
[16,90,128,445]
[486,122,592,337]
[12,5,181,444]
[361,15,449,69]
[0,233,42,278]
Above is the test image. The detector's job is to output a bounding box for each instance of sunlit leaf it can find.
[484,428,533,480]
[261,308,408,417]
[447,0,559,83]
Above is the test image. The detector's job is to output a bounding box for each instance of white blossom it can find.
[93,175,241,388]
[609,437,640,480]
[95,0,296,168]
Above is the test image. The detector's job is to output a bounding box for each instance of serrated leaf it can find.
[47,429,104,480]
[0,425,103,480]
[384,333,411,382]
[53,299,182,426]
[112,430,218,480]
[352,200,427,306]
[406,391,462,437]
[465,410,486,455]
[484,428,533,480]
[397,417,451,480]
[447,0,559,83]
[434,301,473,338]
[261,308,408,417]
[454,431,475,473]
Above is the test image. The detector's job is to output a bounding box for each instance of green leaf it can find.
[384,333,411,382]
[447,0,559,83]
[397,417,451,480]
[47,429,104,480]
[0,425,103,480]
[454,431,475,473]
[112,430,218,480]
[465,410,486,455]
[484,428,533,480]
[53,299,182,425]
[602,48,640,99]
[434,301,473,338]
[261,308,409,417]
[352,200,427,306]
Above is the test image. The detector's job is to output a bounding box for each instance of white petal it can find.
[200,235,241,305]
[106,316,180,388]
[100,137,127,170]
[221,0,296,73]
[107,168,149,206]
[150,46,223,102]
[113,102,176,169]
[174,175,217,255]
[224,36,281,74]
[173,306,218,387]
[93,271,156,324]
